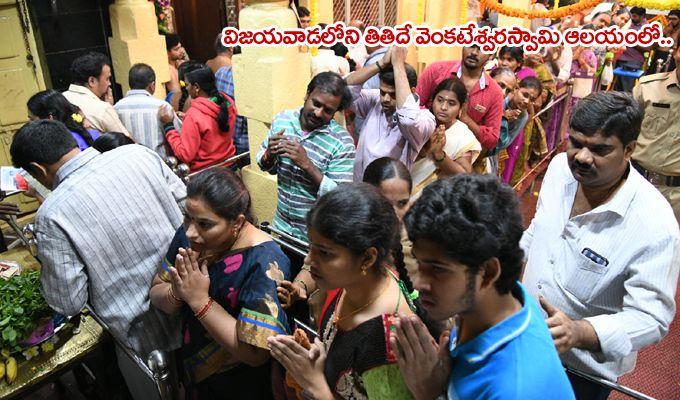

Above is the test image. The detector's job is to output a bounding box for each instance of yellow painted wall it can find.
[417,0,463,67]
[0,0,46,213]
[396,0,420,68]
[108,0,170,99]
[497,0,531,28]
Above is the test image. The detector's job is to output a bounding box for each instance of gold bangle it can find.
[167,286,183,305]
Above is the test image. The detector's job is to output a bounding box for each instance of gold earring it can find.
[361,267,367,276]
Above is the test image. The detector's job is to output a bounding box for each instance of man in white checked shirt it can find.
[521,92,680,400]
[10,120,186,400]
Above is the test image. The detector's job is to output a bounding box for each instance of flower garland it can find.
[620,0,680,10]
[149,0,174,33]
[480,0,603,20]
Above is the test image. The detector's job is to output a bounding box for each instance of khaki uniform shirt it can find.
[632,71,680,177]
[63,84,130,136]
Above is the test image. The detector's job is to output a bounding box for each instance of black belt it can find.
[632,160,680,187]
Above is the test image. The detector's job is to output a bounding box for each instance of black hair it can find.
[329,41,357,72]
[405,174,525,295]
[70,52,110,86]
[129,63,156,90]
[27,90,95,147]
[430,76,467,106]
[306,71,353,112]
[214,33,232,55]
[363,157,413,193]
[669,9,680,18]
[630,6,646,16]
[11,120,78,174]
[569,91,643,146]
[499,46,524,66]
[177,61,203,111]
[297,6,310,17]
[379,63,418,89]
[308,183,437,335]
[187,167,254,223]
[185,66,231,132]
[92,132,135,153]
[519,76,542,92]
[165,33,181,51]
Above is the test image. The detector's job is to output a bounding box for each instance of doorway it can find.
[172,0,229,63]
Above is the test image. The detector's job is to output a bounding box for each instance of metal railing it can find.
[85,307,176,400]
[259,221,309,257]
[512,80,574,197]
[164,151,250,183]
[566,367,656,400]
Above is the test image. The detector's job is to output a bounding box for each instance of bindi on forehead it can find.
[437,94,458,102]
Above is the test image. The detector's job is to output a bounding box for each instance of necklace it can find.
[322,276,391,349]
[335,278,390,324]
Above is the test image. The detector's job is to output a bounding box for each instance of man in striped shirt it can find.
[11,120,186,399]
[115,63,179,159]
[257,72,355,242]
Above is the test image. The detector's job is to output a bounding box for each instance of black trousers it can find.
[567,371,612,400]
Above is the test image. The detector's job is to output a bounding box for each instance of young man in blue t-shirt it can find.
[391,174,574,400]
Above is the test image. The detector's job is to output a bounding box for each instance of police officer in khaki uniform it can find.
[632,45,680,220]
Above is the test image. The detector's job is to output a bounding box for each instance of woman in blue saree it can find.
[150,168,291,399]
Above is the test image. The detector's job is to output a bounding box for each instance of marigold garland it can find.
[621,0,680,9]
[480,0,603,20]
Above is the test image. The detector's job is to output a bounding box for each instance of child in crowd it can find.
[497,46,538,81]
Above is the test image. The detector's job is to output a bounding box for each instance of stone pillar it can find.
[417,0,463,69]
[235,0,312,222]
[109,0,169,99]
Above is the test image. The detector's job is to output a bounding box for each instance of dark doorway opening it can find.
[28,0,123,99]
[172,0,229,63]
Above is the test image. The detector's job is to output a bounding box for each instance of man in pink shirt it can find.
[346,47,435,182]
[417,45,504,153]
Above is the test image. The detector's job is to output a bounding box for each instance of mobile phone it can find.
[294,318,319,340]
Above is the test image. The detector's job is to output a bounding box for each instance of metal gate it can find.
[333,0,397,27]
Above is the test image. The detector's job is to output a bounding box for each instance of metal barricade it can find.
[566,367,656,400]
[260,221,309,257]
[513,80,574,196]
[164,151,250,183]
[85,307,176,400]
